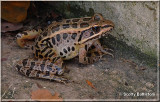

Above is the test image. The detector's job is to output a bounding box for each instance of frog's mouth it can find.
[76,26,113,45]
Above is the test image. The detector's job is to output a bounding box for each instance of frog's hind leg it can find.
[15,58,67,83]
[16,29,42,48]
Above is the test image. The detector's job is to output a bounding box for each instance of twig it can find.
[2,84,12,98]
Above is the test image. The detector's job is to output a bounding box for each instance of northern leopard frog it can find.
[15,13,114,83]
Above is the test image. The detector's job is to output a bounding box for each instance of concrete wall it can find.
[66,1,159,58]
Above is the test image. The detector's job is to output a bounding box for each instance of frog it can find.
[15,13,114,83]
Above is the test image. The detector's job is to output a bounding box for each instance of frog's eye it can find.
[93,13,103,21]
[92,26,100,34]
[94,15,101,21]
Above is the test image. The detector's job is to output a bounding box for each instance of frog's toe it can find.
[104,48,114,52]
[51,77,68,84]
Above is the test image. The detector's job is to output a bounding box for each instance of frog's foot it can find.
[16,29,42,48]
[99,48,114,58]
[92,40,114,58]
[79,47,102,64]
[15,58,68,83]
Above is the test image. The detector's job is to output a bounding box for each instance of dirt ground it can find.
[1,34,158,101]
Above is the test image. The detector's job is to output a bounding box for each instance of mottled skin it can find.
[15,13,114,83]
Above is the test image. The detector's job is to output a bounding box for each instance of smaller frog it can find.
[15,13,114,83]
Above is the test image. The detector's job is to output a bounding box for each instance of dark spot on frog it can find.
[67,40,69,42]
[35,42,40,48]
[47,41,53,48]
[52,25,60,33]
[45,71,50,76]
[48,52,55,57]
[52,37,56,45]
[31,46,34,50]
[85,45,88,51]
[16,65,22,71]
[83,17,92,21]
[26,69,32,77]
[72,46,75,51]
[94,52,100,56]
[39,55,43,59]
[71,33,77,39]
[36,71,41,77]
[56,34,61,42]
[63,33,68,40]
[80,23,89,28]
[63,24,70,29]
[60,52,63,56]
[66,20,70,23]
[40,64,45,71]
[44,50,52,57]
[90,32,94,36]
[68,47,70,52]
[38,36,42,41]
[63,48,67,54]
[35,50,40,57]
[91,45,96,49]
[87,53,92,57]
[43,32,47,36]
[92,26,100,34]
[41,47,48,53]
[30,62,35,69]
[78,32,84,42]
[72,23,77,28]
[72,19,80,22]
[52,57,57,62]
[22,59,28,67]
[88,58,90,63]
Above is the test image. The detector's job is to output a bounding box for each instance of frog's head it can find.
[78,13,114,44]
[91,13,114,36]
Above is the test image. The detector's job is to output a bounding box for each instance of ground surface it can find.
[1,34,158,101]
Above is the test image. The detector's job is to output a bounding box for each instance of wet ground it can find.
[1,34,158,101]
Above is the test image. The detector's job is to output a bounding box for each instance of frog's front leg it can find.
[92,40,114,57]
[79,40,114,64]
[15,58,67,83]
[78,43,100,64]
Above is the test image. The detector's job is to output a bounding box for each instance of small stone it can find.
[146,82,154,88]
[111,70,119,74]
[105,68,109,72]
[141,87,147,91]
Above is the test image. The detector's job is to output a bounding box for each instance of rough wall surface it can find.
[66,1,159,58]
